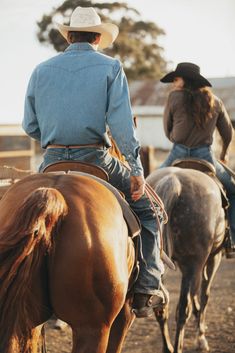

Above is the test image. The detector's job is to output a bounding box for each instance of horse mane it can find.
[0,187,68,353]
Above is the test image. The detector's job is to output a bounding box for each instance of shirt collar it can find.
[65,43,96,52]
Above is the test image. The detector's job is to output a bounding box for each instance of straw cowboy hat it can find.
[160,62,212,87]
[55,6,119,49]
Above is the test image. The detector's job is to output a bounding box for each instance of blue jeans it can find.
[39,147,164,295]
[160,143,235,242]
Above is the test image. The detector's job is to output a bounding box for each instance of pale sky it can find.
[1,0,235,124]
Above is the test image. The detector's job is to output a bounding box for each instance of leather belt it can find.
[47,143,104,149]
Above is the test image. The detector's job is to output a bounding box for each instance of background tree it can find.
[37,0,167,80]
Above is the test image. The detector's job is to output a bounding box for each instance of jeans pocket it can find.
[42,150,63,168]
[45,150,64,158]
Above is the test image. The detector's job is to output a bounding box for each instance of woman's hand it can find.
[130,175,146,201]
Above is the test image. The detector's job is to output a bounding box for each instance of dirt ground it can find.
[45,257,235,353]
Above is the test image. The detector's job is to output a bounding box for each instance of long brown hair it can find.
[182,78,214,128]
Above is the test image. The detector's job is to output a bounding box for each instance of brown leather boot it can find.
[132,284,169,318]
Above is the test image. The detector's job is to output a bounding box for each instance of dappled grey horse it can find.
[147,166,226,353]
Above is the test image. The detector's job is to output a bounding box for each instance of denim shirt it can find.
[22,43,143,176]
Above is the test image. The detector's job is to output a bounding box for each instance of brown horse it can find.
[0,172,135,353]
[147,166,226,353]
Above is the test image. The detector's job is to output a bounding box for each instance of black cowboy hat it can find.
[160,62,212,87]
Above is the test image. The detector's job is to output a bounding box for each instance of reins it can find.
[145,183,168,224]
[145,183,165,251]
[145,182,175,270]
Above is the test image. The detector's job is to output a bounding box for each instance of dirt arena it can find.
[45,257,235,353]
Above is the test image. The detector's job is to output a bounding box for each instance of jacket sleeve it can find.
[22,68,41,141]
[163,93,174,140]
[106,61,143,176]
[216,99,234,160]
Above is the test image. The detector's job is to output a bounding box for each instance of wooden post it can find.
[140,146,155,178]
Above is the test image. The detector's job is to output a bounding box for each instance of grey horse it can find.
[147,166,226,353]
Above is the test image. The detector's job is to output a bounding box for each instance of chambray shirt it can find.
[22,43,143,176]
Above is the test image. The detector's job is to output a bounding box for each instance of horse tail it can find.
[0,187,68,353]
[154,174,182,259]
[154,173,182,216]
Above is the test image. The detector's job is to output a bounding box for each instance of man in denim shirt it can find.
[22,6,168,318]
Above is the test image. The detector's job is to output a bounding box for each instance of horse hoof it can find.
[54,319,68,330]
[196,336,209,351]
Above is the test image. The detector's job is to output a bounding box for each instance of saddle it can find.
[172,158,229,209]
[42,161,141,238]
[42,160,109,181]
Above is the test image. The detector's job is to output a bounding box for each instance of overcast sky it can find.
[1,0,235,124]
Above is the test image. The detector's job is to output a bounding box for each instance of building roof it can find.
[130,81,169,106]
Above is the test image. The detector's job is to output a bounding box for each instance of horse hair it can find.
[0,187,68,353]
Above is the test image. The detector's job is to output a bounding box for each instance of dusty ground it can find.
[45,257,235,353]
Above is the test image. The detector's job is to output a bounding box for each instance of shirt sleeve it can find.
[163,93,174,140]
[106,61,144,176]
[22,68,41,141]
[216,99,234,160]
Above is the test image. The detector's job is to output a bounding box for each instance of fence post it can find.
[140,146,155,178]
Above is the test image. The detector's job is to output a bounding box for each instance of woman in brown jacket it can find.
[160,62,235,257]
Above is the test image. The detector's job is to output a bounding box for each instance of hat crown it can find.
[175,62,200,75]
[70,7,101,27]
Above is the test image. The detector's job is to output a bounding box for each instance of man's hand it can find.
[130,175,146,201]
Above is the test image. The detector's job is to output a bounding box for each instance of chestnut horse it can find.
[0,172,135,353]
[147,167,226,353]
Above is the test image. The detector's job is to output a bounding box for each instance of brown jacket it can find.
[163,90,233,159]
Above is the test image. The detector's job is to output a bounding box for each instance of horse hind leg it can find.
[196,252,222,352]
[71,296,134,353]
[174,272,194,353]
[69,288,130,353]
[71,325,111,353]
[106,295,135,353]
[192,294,200,320]
[154,303,174,353]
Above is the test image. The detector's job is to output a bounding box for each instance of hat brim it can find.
[160,71,212,87]
[55,22,119,49]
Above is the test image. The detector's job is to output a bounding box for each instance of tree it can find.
[37,0,167,80]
